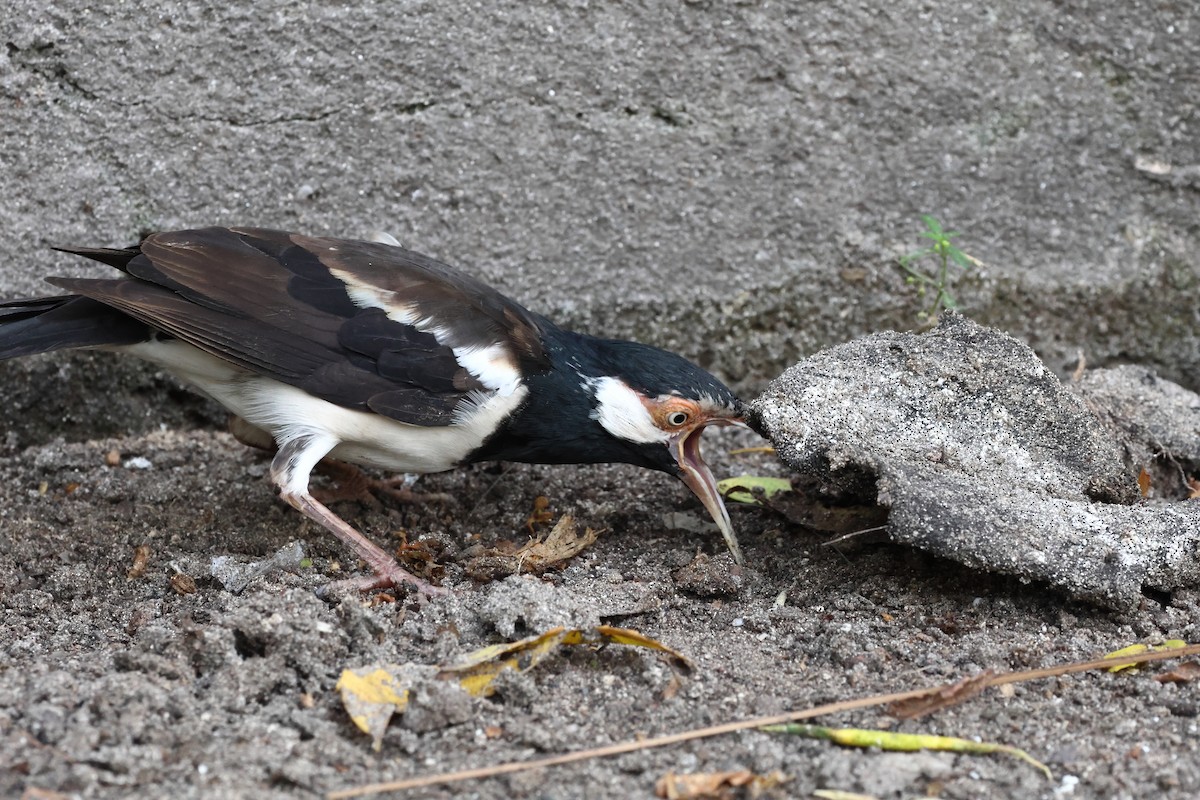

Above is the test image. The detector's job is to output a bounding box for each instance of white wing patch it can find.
[451,342,522,395]
[367,231,402,246]
[588,376,665,445]
[329,266,523,396]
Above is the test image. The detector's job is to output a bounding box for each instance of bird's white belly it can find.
[120,340,524,473]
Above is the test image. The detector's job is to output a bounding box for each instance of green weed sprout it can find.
[899,215,981,320]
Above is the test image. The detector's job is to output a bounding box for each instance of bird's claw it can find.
[315,566,448,600]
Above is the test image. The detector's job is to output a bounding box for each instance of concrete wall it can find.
[2,1,1196,440]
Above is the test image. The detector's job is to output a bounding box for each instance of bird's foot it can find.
[312,459,452,508]
[270,444,450,600]
[316,564,449,600]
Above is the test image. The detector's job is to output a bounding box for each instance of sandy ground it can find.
[2,413,1198,799]
[2,1,1198,798]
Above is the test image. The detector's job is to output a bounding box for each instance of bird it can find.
[0,227,745,595]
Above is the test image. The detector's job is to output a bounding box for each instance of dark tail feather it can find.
[0,295,149,360]
[51,244,142,271]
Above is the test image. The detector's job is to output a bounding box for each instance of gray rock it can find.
[749,314,1200,609]
[1075,364,1200,500]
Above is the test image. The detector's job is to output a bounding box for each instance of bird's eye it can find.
[666,410,690,427]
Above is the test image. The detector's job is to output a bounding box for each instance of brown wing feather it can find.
[49,227,549,426]
[289,233,549,370]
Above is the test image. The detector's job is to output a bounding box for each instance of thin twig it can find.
[327,644,1200,798]
[819,525,889,546]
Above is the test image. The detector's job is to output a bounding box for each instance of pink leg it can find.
[271,433,446,597]
[279,490,446,596]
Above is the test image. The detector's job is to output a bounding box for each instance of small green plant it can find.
[899,215,980,321]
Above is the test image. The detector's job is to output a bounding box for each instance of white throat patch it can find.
[588,377,665,445]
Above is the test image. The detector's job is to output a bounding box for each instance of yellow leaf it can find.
[717,475,793,505]
[1105,640,1189,673]
[761,723,1051,779]
[441,627,572,697]
[339,625,691,748]
[335,667,412,751]
[440,625,691,697]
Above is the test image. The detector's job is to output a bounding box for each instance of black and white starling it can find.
[0,228,744,594]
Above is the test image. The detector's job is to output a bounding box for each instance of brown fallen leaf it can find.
[392,529,445,582]
[526,495,553,533]
[1188,477,1200,500]
[1155,661,1200,684]
[127,544,152,580]
[1137,467,1152,498]
[888,670,995,720]
[813,791,880,800]
[170,571,197,595]
[464,514,599,580]
[20,787,74,800]
[655,769,787,799]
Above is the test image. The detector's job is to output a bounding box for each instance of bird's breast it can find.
[120,339,528,474]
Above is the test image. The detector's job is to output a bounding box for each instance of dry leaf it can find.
[440,624,691,697]
[392,530,445,581]
[717,476,794,505]
[727,446,776,456]
[721,474,887,534]
[1104,640,1189,673]
[526,495,553,533]
[169,572,197,595]
[127,544,152,580]
[888,670,995,720]
[1155,661,1200,684]
[1187,477,1200,500]
[1137,467,1152,498]
[335,665,426,751]
[760,723,1050,779]
[464,514,599,579]
[338,625,690,748]
[655,769,786,799]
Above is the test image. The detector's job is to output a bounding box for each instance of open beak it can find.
[672,422,744,565]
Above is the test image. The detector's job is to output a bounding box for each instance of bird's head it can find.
[584,342,745,564]
[472,330,747,563]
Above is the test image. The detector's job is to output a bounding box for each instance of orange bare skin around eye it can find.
[641,396,704,432]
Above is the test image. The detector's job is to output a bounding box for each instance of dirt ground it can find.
[2,407,1198,799]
